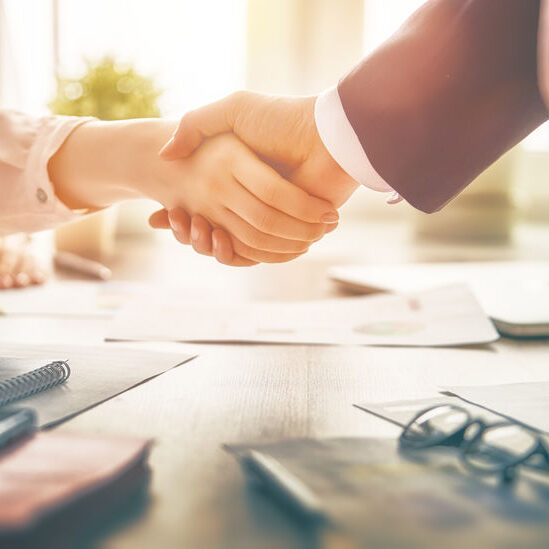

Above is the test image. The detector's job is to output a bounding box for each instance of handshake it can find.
[148,92,360,266]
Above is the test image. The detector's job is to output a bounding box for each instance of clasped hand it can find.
[150,92,359,266]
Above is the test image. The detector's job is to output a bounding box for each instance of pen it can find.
[240,449,327,524]
[54,251,112,280]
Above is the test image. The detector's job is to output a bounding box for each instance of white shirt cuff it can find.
[314,86,401,202]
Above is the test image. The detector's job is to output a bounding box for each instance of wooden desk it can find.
[7,221,549,547]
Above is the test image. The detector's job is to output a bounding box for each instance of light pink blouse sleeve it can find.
[0,110,94,236]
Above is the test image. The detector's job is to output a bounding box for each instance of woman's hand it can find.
[149,207,339,266]
[148,208,252,265]
[0,236,46,289]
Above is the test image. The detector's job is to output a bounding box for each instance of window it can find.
[1,0,247,115]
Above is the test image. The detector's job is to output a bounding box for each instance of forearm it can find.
[337,0,546,212]
[48,118,178,210]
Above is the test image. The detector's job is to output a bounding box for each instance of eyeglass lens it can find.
[402,405,470,447]
[463,424,539,473]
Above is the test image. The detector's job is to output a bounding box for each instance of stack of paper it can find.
[329,261,549,337]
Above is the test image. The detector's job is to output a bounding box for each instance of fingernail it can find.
[191,224,200,241]
[212,234,219,254]
[158,137,174,157]
[321,211,339,224]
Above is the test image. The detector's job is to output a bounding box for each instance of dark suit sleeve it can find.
[338,0,548,212]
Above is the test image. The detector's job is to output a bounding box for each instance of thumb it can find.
[159,91,247,160]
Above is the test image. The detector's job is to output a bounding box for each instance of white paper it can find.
[444,382,549,435]
[107,284,498,347]
[0,343,196,427]
[355,397,503,427]
[329,261,549,326]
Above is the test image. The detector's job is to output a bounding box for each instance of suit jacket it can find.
[337,0,548,212]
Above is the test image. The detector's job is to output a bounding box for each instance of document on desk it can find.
[0,281,144,317]
[0,343,196,427]
[443,382,549,435]
[330,261,549,338]
[107,285,498,347]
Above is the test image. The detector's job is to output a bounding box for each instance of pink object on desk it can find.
[0,431,150,531]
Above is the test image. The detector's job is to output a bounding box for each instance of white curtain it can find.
[0,0,55,112]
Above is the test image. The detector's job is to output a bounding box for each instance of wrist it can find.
[109,118,179,203]
[49,118,177,210]
[299,95,359,207]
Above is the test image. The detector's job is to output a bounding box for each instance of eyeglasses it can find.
[399,404,549,484]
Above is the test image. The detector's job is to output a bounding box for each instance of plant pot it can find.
[55,206,118,261]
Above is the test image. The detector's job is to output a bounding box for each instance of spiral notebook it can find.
[0,359,71,409]
[0,345,196,428]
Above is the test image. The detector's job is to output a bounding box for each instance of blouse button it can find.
[36,188,48,203]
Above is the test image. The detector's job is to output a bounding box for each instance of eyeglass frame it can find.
[398,404,549,484]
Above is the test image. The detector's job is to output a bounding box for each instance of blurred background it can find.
[1,0,549,275]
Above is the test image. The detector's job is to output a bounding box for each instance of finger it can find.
[326,222,338,234]
[168,208,192,245]
[226,177,328,242]
[13,271,31,288]
[190,215,214,256]
[229,235,306,264]
[0,250,17,289]
[18,253,46,286]
[233,152,338,225]
[30,269,47,285]
[212,229,257,267]
[159,91,248,159]
[0,273,13,289]
[0,265,13,288]
[12,252,33,287]
[148,208,171,229]
[172,213,255,266]
[219,207,310,254]
[211,228,233,263]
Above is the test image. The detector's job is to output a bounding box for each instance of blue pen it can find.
[0,407,37,450]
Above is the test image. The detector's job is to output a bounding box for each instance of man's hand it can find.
[151,92,358,265]
[160,92,357,206]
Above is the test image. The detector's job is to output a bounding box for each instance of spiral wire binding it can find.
[0,360,71,408]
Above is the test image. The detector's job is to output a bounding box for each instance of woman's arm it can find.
[48,118,176,210]
[46,117,339,264]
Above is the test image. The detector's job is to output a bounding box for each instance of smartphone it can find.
[0,407,37,450]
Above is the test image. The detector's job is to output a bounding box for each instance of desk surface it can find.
[6,221,549,548]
